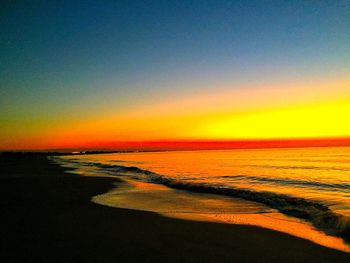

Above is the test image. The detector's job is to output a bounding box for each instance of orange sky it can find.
[2,77,350,151]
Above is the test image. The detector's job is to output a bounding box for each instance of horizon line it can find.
[2,137,350,152]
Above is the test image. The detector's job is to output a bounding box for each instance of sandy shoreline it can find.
[91,177,350,252]
[1,156,349,262]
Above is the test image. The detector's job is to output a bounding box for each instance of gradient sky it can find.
[1,0,350,150]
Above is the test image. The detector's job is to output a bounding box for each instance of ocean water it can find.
[54,147,350,250]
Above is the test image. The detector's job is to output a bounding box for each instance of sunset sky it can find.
[1,1,350,150]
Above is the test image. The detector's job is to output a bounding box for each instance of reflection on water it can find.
[62,147,350,216]
[56,146,350,252]
[92,178,350,252]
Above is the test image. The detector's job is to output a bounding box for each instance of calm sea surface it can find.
[55,147,350,251]
[58,147,350,216]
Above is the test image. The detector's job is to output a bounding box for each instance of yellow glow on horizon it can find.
[50,96,350,148]
[1,77,350,150]
[126,77,350,118]
[197,98,350,139]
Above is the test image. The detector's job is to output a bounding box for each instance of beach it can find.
[1,155,349,263]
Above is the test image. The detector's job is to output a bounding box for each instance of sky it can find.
[1,0,350,150]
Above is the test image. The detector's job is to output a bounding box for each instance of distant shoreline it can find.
[2,142,350,157]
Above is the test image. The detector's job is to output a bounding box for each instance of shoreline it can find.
[1,156,350,262]
[91,177,350,252]
[55,151,350,248]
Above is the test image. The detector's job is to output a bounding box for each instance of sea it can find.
[53,146,350,251]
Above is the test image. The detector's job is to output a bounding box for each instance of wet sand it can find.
[92,178,350,252]
[1,156,349,262]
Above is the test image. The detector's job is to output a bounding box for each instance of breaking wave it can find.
[217,175,350,191]
[93,163,350,242]
[58,159,350,242]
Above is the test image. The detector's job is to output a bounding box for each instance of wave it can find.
[248,164,350,172]
[165,180,350,241]
[218,175,350,191]
[58,159,350,242]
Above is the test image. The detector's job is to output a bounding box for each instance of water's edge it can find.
[90,161,350,242]
[53,157,350,243]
